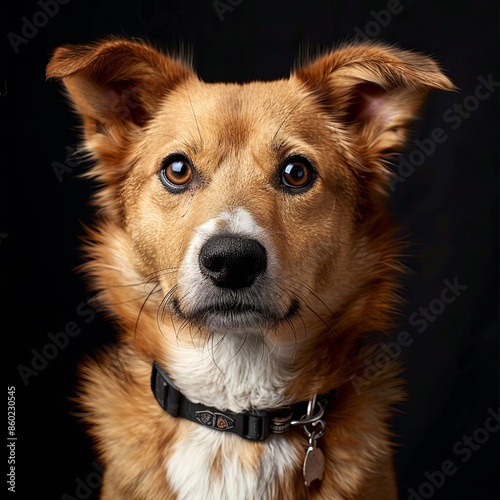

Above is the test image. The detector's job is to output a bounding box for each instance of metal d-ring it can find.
[290,394,325,436]
[303,418,326,440]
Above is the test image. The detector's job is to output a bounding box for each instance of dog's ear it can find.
[294,43,455,160]
[46,38,194,154]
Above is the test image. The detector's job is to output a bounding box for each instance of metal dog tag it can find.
[303,439,325,487]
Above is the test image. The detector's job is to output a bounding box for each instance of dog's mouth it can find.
[171,295,299,332]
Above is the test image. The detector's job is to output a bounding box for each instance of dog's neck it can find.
[162,330,303,414]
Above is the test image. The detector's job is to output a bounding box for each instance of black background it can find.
[2,1,499,499]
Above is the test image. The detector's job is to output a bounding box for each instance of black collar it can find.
[151,361,329,442]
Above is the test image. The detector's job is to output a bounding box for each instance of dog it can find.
[46,38,453,499]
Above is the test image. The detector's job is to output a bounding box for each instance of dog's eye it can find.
[159,155,193,192]
[280,156,315,191]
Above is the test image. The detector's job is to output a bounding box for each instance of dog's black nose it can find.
[199,236,267,289]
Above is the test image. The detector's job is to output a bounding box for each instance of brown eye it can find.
[164,160,192,185]
[159,155,194,192]
[280,156,315,191]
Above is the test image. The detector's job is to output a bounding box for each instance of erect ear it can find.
[46,38,194,158]
[293,42,455,160]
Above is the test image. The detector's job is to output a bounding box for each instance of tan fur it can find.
[47,38,454,499]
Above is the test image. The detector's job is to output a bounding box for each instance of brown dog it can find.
[47,38,453,499]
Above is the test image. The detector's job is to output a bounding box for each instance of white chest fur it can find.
[167,426,298,500]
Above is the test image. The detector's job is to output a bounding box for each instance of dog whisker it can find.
[177,318,195,344]
[106,268,177,291]
[272,100,304,142]
[287,276,337,320]
[183,81,203,150]
[154,284,180,341]
[204,331,228,375]
[302,303,337,337]
[162,133,195,152]
[273,276,340,343]
[134,281,163,338]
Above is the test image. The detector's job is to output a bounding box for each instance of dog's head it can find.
[47,39,453,366]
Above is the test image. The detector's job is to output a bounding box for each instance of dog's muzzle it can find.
[174,229,298,331]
